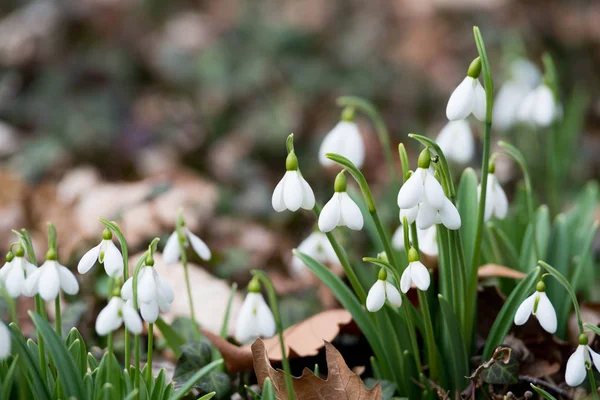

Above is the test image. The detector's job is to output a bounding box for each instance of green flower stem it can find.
[410,224,419,253]
[107,331,113,383]
[251,270,295,400]
[401,302,423,374]
[313,204,367,304]
[147,323,154,384]
[99,219,131,366]
[175,214,201,341]
[7,295,18,327]
[54,297,62,337]
[336,96,397,185]
[589,367,599,400]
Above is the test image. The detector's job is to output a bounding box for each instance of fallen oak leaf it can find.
[252,338,382,400]
[203,309,352,373]
[478,264,526,280]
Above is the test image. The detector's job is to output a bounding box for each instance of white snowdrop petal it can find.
[400,268,412,294]
[140,300,159,323]
[446,77,475,121]
[256,296,276,338]
[282,171,304,212]
[423,173,445,210]
[235,293,260,343]
[186,229,211,261]
[137,267,156,304]
[400,206,419,225]
[535,292,557,334]
[300,177,316,210]
[384,282,402,308]
[439,198,461,230]
[339,193,363,230]
[23,268,41,297]
[318,193,341,233]
[95,298,122,336]
[565,345,587,387]
[103,241,124,278]
[514,293,535,325]
[478,182,493,222]
[410,261,431,291]
[392,226,405,250]
[419,226,438,257]
[155,271,175,303]
[451,121,474,164]
[398,170,424,209]
[493,180,509,219]
[589,347,600,375]
[516,91,536,123]
[39,263,60,301]
[0,323,10,360]
[472,80,487,122]
[0,261,11,282]
[318,124,342,167]
[532,85,556,127]
[271,176,286,212]
[416,203,437,230]
[162,231,181,264]
[24,261,37,276]
[493,82,526,131]
[58,266,79,295]
[121,278,133,300]
[366,280,386,312]
[5,264,24,298]
[77,243,101,274]
[342,122,365,169]
[122,302,143,334]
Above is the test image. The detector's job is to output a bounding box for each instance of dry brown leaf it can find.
[203,309,352,373]
[568,302,600,346]
[252,338,381,400]
[478,264,526,280]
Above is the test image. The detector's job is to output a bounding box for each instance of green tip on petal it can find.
[248,277,261,293]
[378,268,387,281]
[408,247,419,262]
[334,170,347,192]
[286,151,299,171]
[341,107,355,122]
[102,228,112,240]
[467,57,482,78]
[5,251,14,262]
[45,248,57,261]
[579,333,589,345]
[536,280,546,292]
[417,148,431,169]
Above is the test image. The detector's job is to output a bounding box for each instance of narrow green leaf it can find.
[88,352,100,371]
[438,295,468,391]
[8,323,51,400]
[519,206,550,271]
[530,384,558,400]
[30,312,84,399]
[84,373,94,399]
[169,359,223,400]
[150,369,167,400]
[124,389,140,400]
[457,167,478,269]
[219,282,238,338]
[487,223,520,269]
[94,351,122,400]
[198,392,216,400]
[154,317,185,358]
[483,267,542,359]
[0,355,19,399]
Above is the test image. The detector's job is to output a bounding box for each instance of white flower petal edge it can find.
[565,345,588,387]
[0,322,10,360]
[398,169,425,209]
[514,293,536,326]
[318,193,341,233]
[95,297,122,336]
[439,198,461,230]
[366,280,386,312]
[290,232,338,276]
[162,231,181,264]
[318,121,365,169]
[272,171,315,212]
[122,300,143,334]
[186,228,211,261]
[234,292,275,344]
[446,77,486,121]
[103,241,124,278]
[384,282,402,308]
[339,193,363,230]
[435,120,474,164]
[77,244,101,274]
[534,292,557,334]
[401,261,430,293]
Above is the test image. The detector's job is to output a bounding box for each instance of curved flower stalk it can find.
[479,163,508,222]
[318,108,365,169]
[516,83,557,127]
[77,228,124,278]
[162,221,211,264]
[290,231,339,276]
[392,224,438,257]
[318,171,364,232]
[122,254,174,323]
[24,248,79,301]
[366,268,402,312]
[0,245,36,298]
[234,277,276,344]
[96,295,143,336]
[400,248,431,293]
[514,280,557,334]
[566,334,600,387]
[446,57,486,121]
[272,144,315,212]
[0,322,9,360]
[435,120,474,165]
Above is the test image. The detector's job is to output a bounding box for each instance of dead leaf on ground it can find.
[478,264,526,280]
[252,338,381,400]
[203,309,352,373]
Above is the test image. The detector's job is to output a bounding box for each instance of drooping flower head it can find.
[516,83,557,127]
[392,224,438,257]
[77,228,124,278]
[397,149,446,211]
[318,107,365,169]
[290,231,339,277]
[400,248,431,293]
[318,171,364,233]
[25,248,79,301]
[366,268,402,312]
[0,322,10,360]
[446,57,486,121]
[415,198,461,231]
[0,245,37,298]
[163,222,211,264]
[514,280,557,334]
[96,294,143,336]
[122,254,174,323]
[435,120,474,165]
[565,334,600,387]
[479,162,508,222]
[234,278,276,344]
[272,145,315,213]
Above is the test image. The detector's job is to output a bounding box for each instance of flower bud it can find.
[5,251,14,263]
[378,268,387,281]
[579,333,589,346]
[285,151,299,171]
[102,228,112,241]
[417,148,431,169]
[334,171,347,193]
[14,245,24,258]
[408,247,419,262]
[45,248,57,261]
[467,57,482,78]
[248,277,261,293]
[341,107,355,122]
[536,280,546,292]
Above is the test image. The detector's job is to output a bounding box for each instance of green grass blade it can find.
[438,295,469,391]
[8,323,51,400]
[457,168,478,270]
[168,359,223,400]
[0,355,19,399]
[530,384,558,400]
[154,317,185,358]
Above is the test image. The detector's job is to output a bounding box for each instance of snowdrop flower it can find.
[318,171,363,232]
[397,149,446,211]
[516,83,557,127]
[435,120,474,164]
[272,150,315,212]
[318,109,365,169]
[565,334,600,387]
[290,231,339,276]
[162,225,211,264]
[392,225,438,257]
[479,166,508,222]
[400,248,431,293]
[514,281,557,334]
[122,256,174,323]
[77,228,124,278]
[0,322,10,360]
[446,57,486,121]
[366,268,402,312]
[416,198,461,230]
[0,246,36,298]
[95,296,143,336]
[234,279,276,344]
[24,249,79,301]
